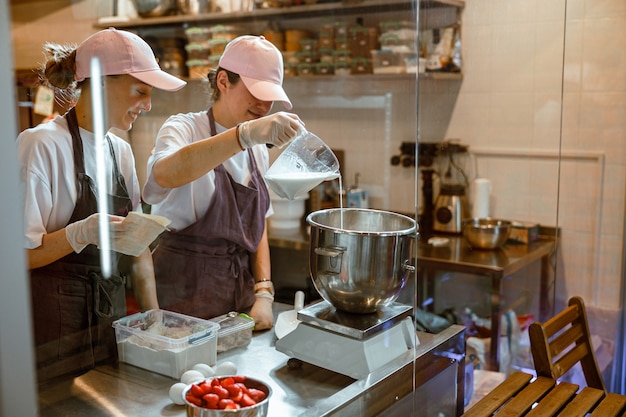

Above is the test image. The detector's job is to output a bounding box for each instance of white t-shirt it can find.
[18,114,142,249]
[143,111,273,231]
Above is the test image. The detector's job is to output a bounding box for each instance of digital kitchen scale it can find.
[275,301,418,379]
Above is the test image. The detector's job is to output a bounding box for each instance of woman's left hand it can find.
[250,293,274,330]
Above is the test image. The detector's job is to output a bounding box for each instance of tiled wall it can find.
[448,0,626,331]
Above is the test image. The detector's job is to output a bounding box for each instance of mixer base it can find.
[275,302,418,379]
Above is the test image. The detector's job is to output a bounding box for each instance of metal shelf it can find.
[95,0,462,29]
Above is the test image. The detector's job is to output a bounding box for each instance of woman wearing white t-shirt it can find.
[17,28,185,381]
[143,35,305,330]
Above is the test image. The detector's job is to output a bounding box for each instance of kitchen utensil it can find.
[268,189,308,232]
[274,291,305,339]
[132,0,177,17]
[307,208,416,314]
[213,311,237,324]
[177,0,211,14]
[433,140,473,234]
[275,301,417,379]
[183,375,271,416]
[264,131,340,200]
[463,217,511,250]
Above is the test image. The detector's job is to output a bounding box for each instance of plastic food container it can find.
[372,50,416,74]
[209,37,228,54]
[186,59,210,79]
[112,309,219,378]
[185,42,210,60]
[209,313,254,353]
[185,27,211,43]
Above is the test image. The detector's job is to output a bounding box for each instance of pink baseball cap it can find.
[218,35,292,110]
[75,28,186,92]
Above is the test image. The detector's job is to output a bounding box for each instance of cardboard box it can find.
[509,221,540,244]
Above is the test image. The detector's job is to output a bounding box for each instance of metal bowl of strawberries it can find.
[183,375,271,417]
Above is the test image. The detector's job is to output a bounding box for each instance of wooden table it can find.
[462,371,626,417]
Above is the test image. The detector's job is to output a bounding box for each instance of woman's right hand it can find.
[238,112,306,149]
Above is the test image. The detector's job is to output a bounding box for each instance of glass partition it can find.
[4,0,626,415]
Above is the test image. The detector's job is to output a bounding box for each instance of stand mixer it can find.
[275,208,419,380]
[433,140,472,234]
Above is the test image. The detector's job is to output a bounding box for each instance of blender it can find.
[433,140,472,234]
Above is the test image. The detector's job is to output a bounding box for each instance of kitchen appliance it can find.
[275,300,416,380]
[275,208,418,379]
[433,140,472,234]
[416,142,439,237]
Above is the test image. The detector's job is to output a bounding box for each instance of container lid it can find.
[112,309,219,348]
[209,312,254,337]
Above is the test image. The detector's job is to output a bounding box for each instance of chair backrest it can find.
[528,296,605,391]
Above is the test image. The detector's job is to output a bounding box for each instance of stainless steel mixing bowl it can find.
[463,218,511,250]
[306,208,417,314]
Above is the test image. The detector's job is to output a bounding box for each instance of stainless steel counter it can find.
[38,303,465,417]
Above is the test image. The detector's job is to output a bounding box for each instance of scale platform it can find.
[275,301,418,379]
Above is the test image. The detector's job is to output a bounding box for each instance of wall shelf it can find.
[95,0,461,30]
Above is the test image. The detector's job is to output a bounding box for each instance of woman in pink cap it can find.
[17,28,186,381]
[143,35,306,330]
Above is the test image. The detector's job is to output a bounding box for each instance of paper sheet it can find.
[112,212,171,257]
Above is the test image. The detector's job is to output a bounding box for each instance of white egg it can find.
[180,369,205,385]
[214,361,238,376]
[192,363,215,378]
[168,382,188,405]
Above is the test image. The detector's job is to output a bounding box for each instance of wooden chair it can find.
[528,296,606,392]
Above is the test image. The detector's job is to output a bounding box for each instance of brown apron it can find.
[30,107,132,382]
[153,108,270,319]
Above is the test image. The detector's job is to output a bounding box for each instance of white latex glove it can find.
[249,292,274,331]
[65,213,124,253]
[238,112,305,149]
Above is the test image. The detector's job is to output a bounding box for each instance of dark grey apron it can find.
[30,107,132,383]
[152,108,270,319]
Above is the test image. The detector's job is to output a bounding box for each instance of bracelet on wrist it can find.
[235,123,244,151]
[254,280,275,296]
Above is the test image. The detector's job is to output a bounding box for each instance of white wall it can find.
[443,0,626,327]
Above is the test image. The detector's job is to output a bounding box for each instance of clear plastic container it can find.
[185,26,211,43]
[209,313,254,353]
[185,42,210,60]
[112,309,219,378]
[186,59,210,79]
[371,50,416,74]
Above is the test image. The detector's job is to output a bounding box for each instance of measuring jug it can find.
[264,131,340,200]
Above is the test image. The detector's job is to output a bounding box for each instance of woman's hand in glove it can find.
[237,112,306,149]
[249,292,274,331]
[65,213,124,253]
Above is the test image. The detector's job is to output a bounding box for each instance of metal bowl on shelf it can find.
[463,218,511,250]
[132,0,177,17]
